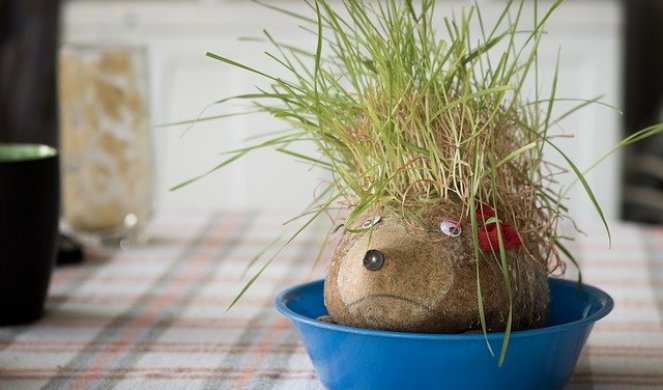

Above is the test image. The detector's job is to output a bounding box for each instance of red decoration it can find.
[475,203,522,251]
[475,202,495,223]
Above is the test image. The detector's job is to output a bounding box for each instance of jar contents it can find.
[58,45,153,248]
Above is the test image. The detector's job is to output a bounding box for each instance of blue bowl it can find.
[275,278,613,390]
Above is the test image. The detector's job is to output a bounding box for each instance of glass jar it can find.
[58,44,154,249]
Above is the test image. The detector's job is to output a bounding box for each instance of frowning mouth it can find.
[348,294,433,312]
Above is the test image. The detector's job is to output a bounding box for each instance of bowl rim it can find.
[274,277,614,340]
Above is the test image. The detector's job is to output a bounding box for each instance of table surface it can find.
[1,210,662,390]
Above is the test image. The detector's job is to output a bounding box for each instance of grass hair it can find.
[174,0,663,366]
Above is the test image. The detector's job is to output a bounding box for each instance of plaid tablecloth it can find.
[1,210,662,389]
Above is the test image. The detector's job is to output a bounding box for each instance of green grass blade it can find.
[252,0,318,24]
[276,147,333,169]
[546,140,611,245]
[206,51,279,81]
[555,239,582,284]
[540,48,560,153]
[170,151,248,191]
[495,142,537,168]
[241,234,284,278]
[158,110,263,128]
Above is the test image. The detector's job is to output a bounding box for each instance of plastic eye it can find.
[361,215,381,229]
[440,220,462,237]
[363,249,385,271]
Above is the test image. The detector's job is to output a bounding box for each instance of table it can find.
[1,210,662,389]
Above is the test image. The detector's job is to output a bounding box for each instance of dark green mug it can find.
[0,144,59,325]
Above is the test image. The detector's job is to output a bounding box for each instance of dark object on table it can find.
[56,233,84,265]
[0,0,61,146]
[0,144,59,325]
[623,0,663,224]
[623,138,663,224]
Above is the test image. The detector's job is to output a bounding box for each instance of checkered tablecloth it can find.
[0,210,662,389]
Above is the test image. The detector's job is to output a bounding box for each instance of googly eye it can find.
[363,249,385,271]
[440,220,462,237]
[361,215,381,229]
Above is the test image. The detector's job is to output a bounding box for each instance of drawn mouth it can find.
[348,294,433,312]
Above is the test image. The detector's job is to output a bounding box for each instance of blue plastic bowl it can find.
[275,278,613,390]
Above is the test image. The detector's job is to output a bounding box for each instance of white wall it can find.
[61,0,623,223]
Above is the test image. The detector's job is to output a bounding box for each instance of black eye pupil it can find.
[363,249,385,271]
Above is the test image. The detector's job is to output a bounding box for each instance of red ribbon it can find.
[475,203,522,251]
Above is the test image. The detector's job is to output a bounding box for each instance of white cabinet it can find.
[62,0,623,223]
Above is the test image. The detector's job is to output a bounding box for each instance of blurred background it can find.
[1,0,661,226]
